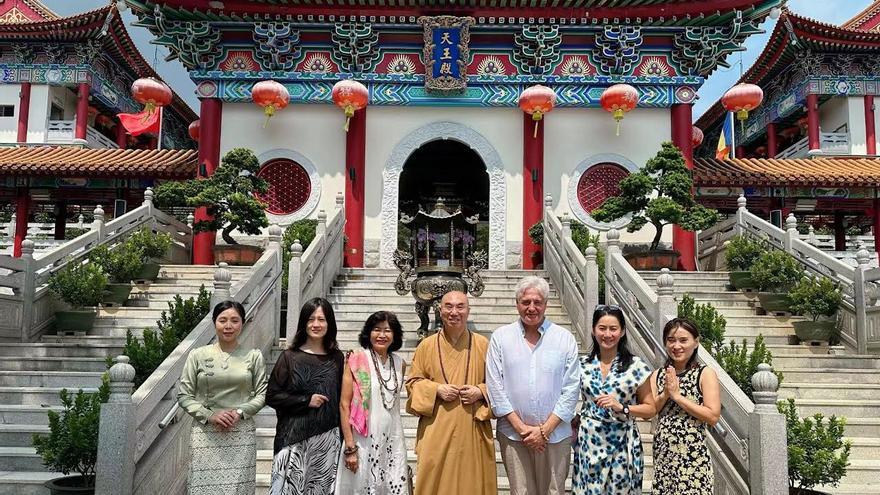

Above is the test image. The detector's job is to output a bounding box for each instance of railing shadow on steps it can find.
[542,195,789,495]
[698,195,880,355]
[0,189,192,342]
[95,196,346,495]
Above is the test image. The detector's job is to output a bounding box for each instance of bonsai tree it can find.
[790,276,842,322]
[89,243,144,284]
[32,378,110,488]
[127,227,172,262]
[778,398,851,494]
[154,148,269,245]
[750,250,804,293]
[48,261,107,309]
[725,235,766,272]
[592,141,719,251]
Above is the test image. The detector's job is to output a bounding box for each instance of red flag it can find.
[117,110,160,136]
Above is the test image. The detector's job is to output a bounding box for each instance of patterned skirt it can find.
[188,417,257,495]
[270,427,342,495]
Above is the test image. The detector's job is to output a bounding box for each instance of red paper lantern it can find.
[252,80,290,127]
[188,120,200,142]
[722,83,763,128]
[331,80,369,132]
[600,84,639,136]
[692,126,704,148]
[131,77,172,115]
[518,84,557,138]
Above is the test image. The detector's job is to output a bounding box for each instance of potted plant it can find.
[89,244,142,307]
[528,221,544,268]
[592,142,719,270]
[725,234,766,290]
[154,148,269,265]
[778,398,851,495]
[126,227,172,282]
[789,276,842,343]
[48,261,107,332]
[33,379,109,495]
[750,250,805,314]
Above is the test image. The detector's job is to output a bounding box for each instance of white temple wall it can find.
[845,96,868,156]
[0,84,49,144]
[819,96,849,136]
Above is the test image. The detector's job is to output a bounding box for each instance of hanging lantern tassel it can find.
[613,108,625,136]
[262,104,276,129]
[343,104,355,132]
[531,111,543,138]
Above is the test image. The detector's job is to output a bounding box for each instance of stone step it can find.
[0,343,122,359]
[826,459,880,485]
[0,447,47,472]
[0,471,59,495]
[781,368,880,384]
[0,387,99,406]
[0,406,60,425]
[158,265,253,276]
[829,483,880,495]
[0,371,104,389]
[328,308,569,319]
[341,269,548,277]
[788,399,880,419]
[848,437,880,458]
[0,424,48,447]
[780,382,880,401]
[771,353,880,370]
[0,357,108,373]
[325,295,560,306]
[332,315,572,326]
[841,418,880,438]
[40,335,124,346]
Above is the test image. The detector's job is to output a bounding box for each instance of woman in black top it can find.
[267,297,344,495]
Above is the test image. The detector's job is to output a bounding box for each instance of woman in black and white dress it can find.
[267,297,344,495]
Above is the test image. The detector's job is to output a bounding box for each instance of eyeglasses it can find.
[594,304,620,311]
[371,327,393,334]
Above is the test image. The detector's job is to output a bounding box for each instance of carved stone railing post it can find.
[92,204,105,243]
[336,192,344,212]
[286,240,303,338]
[853,248,871,354]
[560,212,572,238]
[584,246,599,342]
[784,213,798,253]
[807,224,817,245]
[77,213,84,229]
[267,225,284,341]
[735,195,747,236]
[655,268,676,356]
[19,240,35,341]
[95,355,137,495]
[748,363,788,495]
[7,213,15,237]
[142,187,154,217]
[186,213,195,230]
[211,262,232,308]
[605,229,621,304]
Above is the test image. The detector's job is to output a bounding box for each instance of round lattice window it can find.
[576,163,629,213]
[255,159,311,215]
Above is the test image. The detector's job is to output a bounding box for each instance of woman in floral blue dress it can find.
[573,305,656,495]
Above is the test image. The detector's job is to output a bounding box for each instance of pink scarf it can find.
[347,350,371,436]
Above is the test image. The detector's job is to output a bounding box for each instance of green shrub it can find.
[778,398,851,493]
[127,227,172,261]
[725,235,766,271]
[528,221,544,246]
[282,219,319,290]
[32,377,110,487]
[64,228,90,240]
[110,286,211,388]
[48,261,107,309]
[570,221,606,301]
[750,250,804,292]
[714,335,783,401]
[89,244,144,284]
[789,276,842,322]
[677,294,726,354]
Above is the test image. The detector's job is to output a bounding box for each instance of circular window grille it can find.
[255,159,311,215]
[577,163,629,214]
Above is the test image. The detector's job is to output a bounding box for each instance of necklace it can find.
[437,329,471,385]
[370,349,399,410]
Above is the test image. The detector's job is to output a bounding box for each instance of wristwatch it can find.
[236,408,244,418]
[621,405,630,417]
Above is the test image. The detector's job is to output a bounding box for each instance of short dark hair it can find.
[588,305,634,373]
[663,317,701,370]
[290,297,339,352]
[212,300,245,323]
[358,311,404,353]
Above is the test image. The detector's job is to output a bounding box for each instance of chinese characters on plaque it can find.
[419,16,473,92]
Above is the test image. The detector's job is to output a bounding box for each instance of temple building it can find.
[123,0,785,270]
[695,3,880,256]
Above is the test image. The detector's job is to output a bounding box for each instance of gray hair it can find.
[515,276,550,302]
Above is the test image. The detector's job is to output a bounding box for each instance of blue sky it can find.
[43,0,874,119]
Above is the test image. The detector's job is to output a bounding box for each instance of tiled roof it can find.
[694,157,880,187]
[843,1,880,31]
[0,147,197,179]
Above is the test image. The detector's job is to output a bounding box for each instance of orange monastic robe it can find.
[405,330,496,495]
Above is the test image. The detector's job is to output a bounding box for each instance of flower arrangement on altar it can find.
[453,229,475,249]
[415,229,438,250]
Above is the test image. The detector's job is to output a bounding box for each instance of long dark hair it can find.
[663,317,701,370]
[588,305,634,372]
[290,297,339,353]
[358,311,404,353]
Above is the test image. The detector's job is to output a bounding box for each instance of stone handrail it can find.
[0,189,192,341]
[95,226,285,495]
[47,120,119,149]
[541,195,596,343]
[774,132,850,159]
[286,193,346,335]
[698,195,879,354]
[602,229,787,494]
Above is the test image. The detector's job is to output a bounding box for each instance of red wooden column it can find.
[17,83,31,143]
[12,187,30,258]
[766,122,778,158]
[807,93,821,151]
[523,113,544,269]
[865,95,876,155]
[192,98,223,265]
[671,103,696,271]
[115,121,127,149]
[75,82,90,141]
[833,212,846,251]
[344,108,367,267]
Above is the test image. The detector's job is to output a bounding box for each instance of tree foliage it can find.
[779,398,851,493]
[592,142,719,250]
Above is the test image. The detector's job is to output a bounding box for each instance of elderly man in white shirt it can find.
[486,275,580,495]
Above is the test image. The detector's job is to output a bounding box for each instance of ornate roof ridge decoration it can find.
[694,156,880,187]
[512,24,562,75]
[0,0,58,24]
[0,147,198,179]
[671,10,761,77]
[842,1,880,31]
[131,5,222,71]
[593,25,642,75]
[254,21,301,72]
[331,22,380,74]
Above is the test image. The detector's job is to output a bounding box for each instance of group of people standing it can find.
[176,275,720,495]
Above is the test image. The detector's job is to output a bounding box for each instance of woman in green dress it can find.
[649,317,721,495]
[178,300,269,495]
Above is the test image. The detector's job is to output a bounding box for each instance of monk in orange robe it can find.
[406,290,496,495]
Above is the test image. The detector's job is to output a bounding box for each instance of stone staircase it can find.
[255,268,655,494]
[641,270,880,495]
[0,265,251,495]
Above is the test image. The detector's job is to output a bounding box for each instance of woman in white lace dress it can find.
[336,311,409,495]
